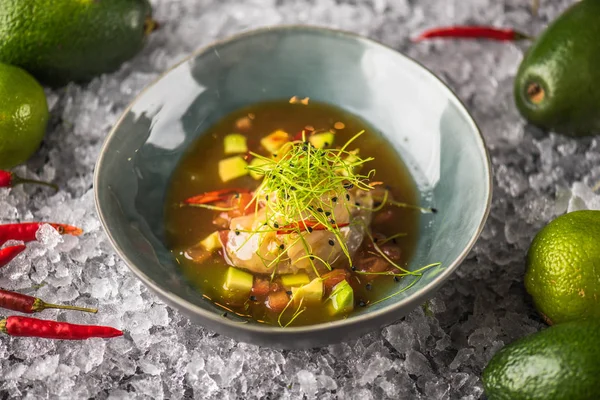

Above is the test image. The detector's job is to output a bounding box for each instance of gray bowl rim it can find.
[94,24,493,335]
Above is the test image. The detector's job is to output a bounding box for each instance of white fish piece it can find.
[223,190,373,276]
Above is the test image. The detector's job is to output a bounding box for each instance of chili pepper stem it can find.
[33,299,98,314]
[11,175,59,191]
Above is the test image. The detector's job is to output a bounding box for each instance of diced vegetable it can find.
[224,133,248,154]
[267,291,290,313]
[252,278,271,297]
[309,132,334,149]
[328,280,354,315]
[322,269,350,291]
[248,157,271,180]
[261,130,289,154]
[292,278,323,304]
[281,273,310,288]
[199,231,221,252]
[272,141,294,162]
[223,267,253,295]
[337,149,362,177]
[218,156,249,182]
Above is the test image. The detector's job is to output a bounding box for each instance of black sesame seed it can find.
[346,194,350,201]
[250,295,257,301]
[344,183,354,189]
[274,223,279,228]
[392,238,397,244]
[222,312,228,317]
[317,208,324,213]
[235,230,240,236]
[359,301,366,307]
[307,227,313,233]
[373,201,382,208]
[328,239,335,246]
[309,256,315,260]
[302,146,308,151]
[273,153,278,157]
[332,197,338,202]
[324,142,330,146]
[366,283,372,291]
[286,290,292,295]
[279,244,285,250]
[325,211,331,217]
[291,186,297,191]
[373,237,378,243]
[431,208,438,214]
[351,266,357,271]
[355,202,360,207]
[265,195,269,201]
[394,276,400,282]
[330,219,336,224]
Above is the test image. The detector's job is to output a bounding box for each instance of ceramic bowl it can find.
[94,26,492,348]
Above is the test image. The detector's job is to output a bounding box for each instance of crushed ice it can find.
[0,0,592,398]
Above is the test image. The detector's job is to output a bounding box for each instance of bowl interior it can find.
[95,27,490,332]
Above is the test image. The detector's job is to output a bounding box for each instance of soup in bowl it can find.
[94,26,491,348]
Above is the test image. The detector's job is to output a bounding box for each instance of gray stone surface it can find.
[0,0,589,398]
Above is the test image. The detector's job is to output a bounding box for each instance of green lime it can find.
[525,210,600,325]
[0,62,48,169]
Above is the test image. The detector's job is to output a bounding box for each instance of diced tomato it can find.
[252,278,271,297]
[322,269,350,291]
[357,256,389,281]
[184,245,212,264]
[269,281,283,293]
[267,291,290,313]
[228,192,256,218]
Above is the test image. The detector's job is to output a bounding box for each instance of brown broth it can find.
[164,100,420,326]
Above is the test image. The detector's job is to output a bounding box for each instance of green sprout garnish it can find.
[244,130,376,273]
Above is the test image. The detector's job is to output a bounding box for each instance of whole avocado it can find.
[482,319,600,400]
[0,0,155,87]
[525,210,600,325]
[514,0,600,136]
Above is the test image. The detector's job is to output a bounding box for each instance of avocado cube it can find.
[309,132,335,149]
[224,133,248,154]
[281,273,310,288]
[292,278,323,304]
[328,280,354,315]
[337,149,362,177]
[223,267,253,295]
[199,231,221,252]
[248,157,271,180]
[218,156,249,182]
[260,130,289,154]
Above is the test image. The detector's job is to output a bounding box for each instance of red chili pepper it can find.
[183,188,252,205]
[413,26,531,42]
[0,245,26,268]
[0,223,83,246]
[0,316,123,340]
[293,129,308,141]
[276,220,350,235]
[0,289,98,314]
[0,170,58,191]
